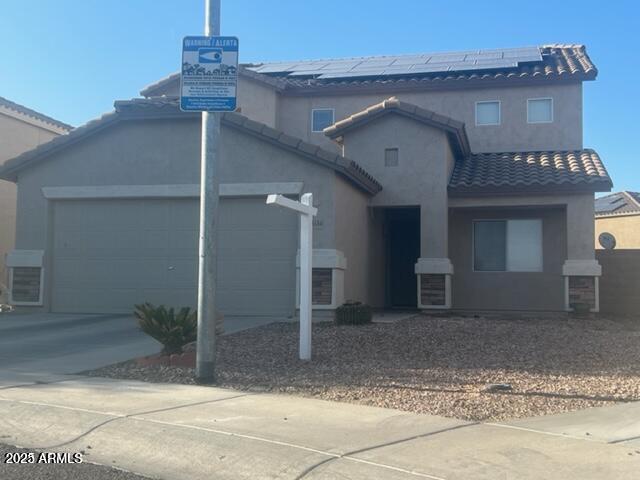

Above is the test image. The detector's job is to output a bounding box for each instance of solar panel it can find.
[246,46,543,80]
[595,195,625,213]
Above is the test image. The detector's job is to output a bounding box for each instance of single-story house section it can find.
[0,45,613,315]
[595,191,640,249]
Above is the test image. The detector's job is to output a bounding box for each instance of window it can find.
[475,101,500,126]
[384,148,399,167]
[311,108,335,132]
[527,98,553,123]
[473,219,543,272]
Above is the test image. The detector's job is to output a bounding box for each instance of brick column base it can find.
[415,258,453,309]
[562,260,601,313]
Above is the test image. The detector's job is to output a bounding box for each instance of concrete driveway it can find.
[0,312,279,384]
[0,313,160,380]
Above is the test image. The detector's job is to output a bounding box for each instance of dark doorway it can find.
[386,208,420,307]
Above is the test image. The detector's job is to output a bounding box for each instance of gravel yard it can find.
[86,314,640,421]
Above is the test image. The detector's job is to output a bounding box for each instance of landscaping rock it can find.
[483,383,513,393]
[86,314,640,422]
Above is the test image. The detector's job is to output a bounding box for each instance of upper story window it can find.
[473,219,543,272]
[527,98,553,123]
[475,101,501,126]
[384,148,399,167]
[311,108,335,132]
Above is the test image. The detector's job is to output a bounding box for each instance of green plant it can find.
[134,303,197,355]
[335,301,372,325]
[572,303,592,316]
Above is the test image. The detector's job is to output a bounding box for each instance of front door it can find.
[387,208,420,307]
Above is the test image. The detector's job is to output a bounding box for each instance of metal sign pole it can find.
[196,0,221,383]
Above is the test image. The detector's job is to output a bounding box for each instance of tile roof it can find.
[449,149,612,195]
[139,66,287,98]
[0,96,72,131]
[0,97,382,195]
[595,191,640,217]
[140,45,596,98]
[251,45,596,90]
[324,97,470,157]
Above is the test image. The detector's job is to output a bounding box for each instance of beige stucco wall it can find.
[155,75,583,155]
[334,174,384,306]
[449,193,596,261]
[279,82,583,154]
[0,113,60,285]
[15,117,341,256]
[341,115,450,258]
[449,206,567,311]
[595,215,640,249]
[151,75,279,128]
[236,77,278,127]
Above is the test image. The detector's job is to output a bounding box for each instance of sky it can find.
[0,0,638,192]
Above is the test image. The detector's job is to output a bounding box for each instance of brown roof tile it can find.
[276,45,597,94]
[141,45,597,98]
[324,97,471,158]
[0,97,382,195]
[449,149,612,195]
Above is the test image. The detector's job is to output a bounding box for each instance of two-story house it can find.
[0,97,71,298]
[0,44,611,315]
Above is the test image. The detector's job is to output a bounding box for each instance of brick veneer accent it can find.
[420,274,446,306]
[11,267,42,303]
[312,268,332,305]
[568,276,596,309]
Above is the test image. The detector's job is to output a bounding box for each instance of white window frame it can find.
[472,219,543,273]
[311,108,335,133]
[527,97,554,124]
[475,100,501,126]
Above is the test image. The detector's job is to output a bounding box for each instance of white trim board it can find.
[42,182,304,200]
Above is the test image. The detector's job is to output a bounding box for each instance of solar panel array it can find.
[595,195,626,214]
[247,47,543,80]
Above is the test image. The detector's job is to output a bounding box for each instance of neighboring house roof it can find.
[595,191,640,217]
[140,45,596,97]
[0,97,382,195]
[323,96,471,158]
[0,96,73,133]
[140,66,287,97]
[449,149,612,195]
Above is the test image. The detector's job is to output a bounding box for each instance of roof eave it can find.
[283,71,596,97]
[448,181,613,197]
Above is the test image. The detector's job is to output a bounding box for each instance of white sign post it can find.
[266,193,317,360]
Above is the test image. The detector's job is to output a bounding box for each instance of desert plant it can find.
[134,303,197,355]
[335,301,373,325]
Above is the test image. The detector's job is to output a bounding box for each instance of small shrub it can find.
[134,303,197,355]
[335,301,372,325]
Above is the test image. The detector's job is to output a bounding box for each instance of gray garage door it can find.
[51,197,297,316]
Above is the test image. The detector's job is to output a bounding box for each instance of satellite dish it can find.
[598,232,616,250]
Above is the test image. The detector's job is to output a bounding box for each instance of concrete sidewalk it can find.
[0,376,638,480]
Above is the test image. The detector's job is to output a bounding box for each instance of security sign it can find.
[180,36,239,112]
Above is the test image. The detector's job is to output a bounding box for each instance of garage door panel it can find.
[166,258,197,286]
[52,197,296,316]
[168,229,198,251]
